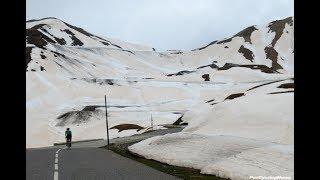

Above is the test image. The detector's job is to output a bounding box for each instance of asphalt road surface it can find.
[26,127,184,180]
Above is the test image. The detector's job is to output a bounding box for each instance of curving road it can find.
[26,127,184,180]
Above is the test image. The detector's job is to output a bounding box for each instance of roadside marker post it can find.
[105,95,110,146]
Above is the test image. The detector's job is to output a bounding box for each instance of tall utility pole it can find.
[150,113,153,130]
[104,95,110,146]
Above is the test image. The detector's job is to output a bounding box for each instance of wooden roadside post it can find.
[105,95,110,146]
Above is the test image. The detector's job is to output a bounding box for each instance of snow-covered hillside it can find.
[26,16,293,179]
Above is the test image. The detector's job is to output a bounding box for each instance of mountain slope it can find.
[26,16,294,179]
[26,16,293,154]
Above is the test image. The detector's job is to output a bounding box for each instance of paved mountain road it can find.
[26,127,184,180]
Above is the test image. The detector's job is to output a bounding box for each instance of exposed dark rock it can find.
[81,105,100,111]
[225,46,228,48]
[233,26,258,44]
[26,24,55,48]
[202,74,210,81]
[269,90,294,95]
[57,111,74,120]
[40,54,46,59]
[122,49,135,55]
[64,22,97,38]
[205,99,215,103]
[246,79,285,91]
[40,66,45,71]
[31,18,122,49]
[26,47,33,68]
[173,115,184,125]
[56,105,104,126]
[62,29,84,46]
[51,50,66,58]
[197,63,219,69]
[31,69,36,72]
[170,51,183,54]
[110,124,144,132]
[268,17,293,47]
[264,46,283,71]
[192,41,217,51]
[105,79,115,85]
[40,28,66,45]
[217,38,233,44]
[167,70,196,76]
[26,17,58,23]
[101,41,110,46]
[238,45,254,62]
[217,26,257,45]
[278,83,294,89]
[218,63,276,74]
[225,93,245,100]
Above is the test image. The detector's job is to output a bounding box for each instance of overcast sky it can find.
[26,0,293,51]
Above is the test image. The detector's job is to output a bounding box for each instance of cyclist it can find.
[65,128,72,148]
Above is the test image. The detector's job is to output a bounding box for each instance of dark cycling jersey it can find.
[65,130,72,139]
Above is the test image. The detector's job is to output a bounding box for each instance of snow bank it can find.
[129,89,294,179]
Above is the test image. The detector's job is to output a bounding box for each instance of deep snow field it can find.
[26,17,293,179]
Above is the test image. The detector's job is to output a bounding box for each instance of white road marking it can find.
[53,148,64,180]
[53,146,70,179]
[54,172,58,180]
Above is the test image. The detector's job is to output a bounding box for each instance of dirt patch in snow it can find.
[238,45,254,62]
[278,83,294,89]
[224,93,245,100]
[110,124,144,132]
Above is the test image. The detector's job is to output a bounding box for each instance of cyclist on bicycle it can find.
[65,128,72,147]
